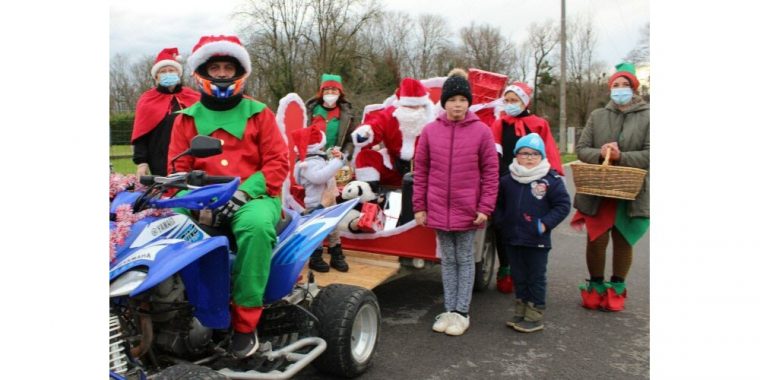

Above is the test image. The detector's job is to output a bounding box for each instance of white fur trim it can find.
[495,143,503,156]
[362,104,386,123]
[399,134,416,161]
[420,76,447,89]
[151,60,183,78]
[281,178,305,213]
[275,93,307,146]
[395,95,432,107]
[339,219,418,239]
[187,40,252,75]
[504,85,530,106]
[378,148,393,170]
[355,166,380,182]
[352,124,374,148]
[469,97,503,113]
[307,132,327,153]
[382,95,396,108]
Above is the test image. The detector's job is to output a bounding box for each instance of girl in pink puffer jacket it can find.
[412,70,499,336]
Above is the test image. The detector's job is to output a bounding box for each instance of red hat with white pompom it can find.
[394,77,432,107]
[290,125,326,162]
[503,82,533,107]
[151,47,183,78]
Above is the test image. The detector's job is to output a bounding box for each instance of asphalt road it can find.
[296,164,650,379]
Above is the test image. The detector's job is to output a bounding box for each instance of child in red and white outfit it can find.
[290,125,349,272]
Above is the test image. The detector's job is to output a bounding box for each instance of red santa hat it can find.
[187,35,252,76]
[150,47,183,78]
[503,82,533,107]
[394,77,432,107]
[290,125,326,162]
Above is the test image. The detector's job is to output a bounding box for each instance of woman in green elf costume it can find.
[304,73,357,161]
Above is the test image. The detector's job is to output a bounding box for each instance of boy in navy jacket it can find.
[493,133,571,333]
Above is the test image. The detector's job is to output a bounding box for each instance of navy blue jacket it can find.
[493,170,571,249]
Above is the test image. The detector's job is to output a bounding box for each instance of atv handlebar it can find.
[139,170,237,188]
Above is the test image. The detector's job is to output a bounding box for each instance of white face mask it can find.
[323,94,339,106]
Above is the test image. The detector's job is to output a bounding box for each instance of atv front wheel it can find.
[311,284,380,378]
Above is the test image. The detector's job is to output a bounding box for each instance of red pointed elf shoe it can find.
[579,280,607,310]
[600,282,627,312]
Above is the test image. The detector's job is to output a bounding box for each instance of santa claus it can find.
[351,77,436,191]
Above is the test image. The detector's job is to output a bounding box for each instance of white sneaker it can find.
[432,312,454,333]
[445,313,470,336]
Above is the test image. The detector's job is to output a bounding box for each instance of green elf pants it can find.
[230,195,281,308]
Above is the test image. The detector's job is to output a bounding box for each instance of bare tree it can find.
[625,22,649,64]
[308,0,381,82]
[130,54,155,98]
[410,14,451,78]
[459,23,515,73]
[110,54,134,113]
[566,15,603,127]
[527,20,559,109]
[236,0,314,102]
[515,41,532,83]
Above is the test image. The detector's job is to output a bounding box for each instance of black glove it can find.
[213,190,250,227]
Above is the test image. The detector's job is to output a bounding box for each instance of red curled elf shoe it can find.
[496,266,513,294]
[578,280,608,310]
[600,281,627,312]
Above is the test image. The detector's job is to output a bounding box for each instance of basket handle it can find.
[602,148,611,166]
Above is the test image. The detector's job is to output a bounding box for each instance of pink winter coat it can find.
[413,111,499,231]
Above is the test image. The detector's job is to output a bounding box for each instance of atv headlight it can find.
[110,270,148,297]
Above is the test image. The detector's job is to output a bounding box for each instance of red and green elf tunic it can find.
[168,96,289,333]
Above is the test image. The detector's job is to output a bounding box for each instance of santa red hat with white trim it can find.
[503,82,533,107]
[394,77,432,107]
[151,47,183,78]
[187,35,252,76]
[290,125,326,162]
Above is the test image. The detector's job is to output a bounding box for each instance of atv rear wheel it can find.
[311,284,380,378]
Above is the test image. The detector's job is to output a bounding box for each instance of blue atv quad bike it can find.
[109,136,380,379]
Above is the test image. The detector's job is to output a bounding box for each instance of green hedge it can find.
[110,112,134,145]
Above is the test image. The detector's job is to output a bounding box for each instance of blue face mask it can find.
[159,73,181,87]
[504,103,524,116]
[610,87,633,105]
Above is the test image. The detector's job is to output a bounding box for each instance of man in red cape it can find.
[131,47,200,176]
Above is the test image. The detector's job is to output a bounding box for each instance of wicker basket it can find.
[570,150,648,200]
[335,165,354,186]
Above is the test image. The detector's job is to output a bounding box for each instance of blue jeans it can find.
[507,245,549,306]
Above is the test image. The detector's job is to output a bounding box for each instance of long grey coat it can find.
[574,97,650,218]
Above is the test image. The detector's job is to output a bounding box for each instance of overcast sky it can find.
[110,0,649,71]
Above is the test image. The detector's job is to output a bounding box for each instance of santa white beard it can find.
[393,106,433,160]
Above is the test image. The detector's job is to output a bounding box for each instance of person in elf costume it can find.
[304,73,357,160]
[167,35,289,358]
[351,77,436,191]
[289,125,350,273]
[489,82,564,295]
[131,47,200,177]
[572,62,649,312]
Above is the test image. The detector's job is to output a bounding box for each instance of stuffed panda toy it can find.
[338,181,381,233]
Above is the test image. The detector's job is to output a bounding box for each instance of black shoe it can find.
[230,331,259,359]
[328,245,349,272]
[309,250,330,272]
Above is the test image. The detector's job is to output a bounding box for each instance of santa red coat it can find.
[353,106,424,186]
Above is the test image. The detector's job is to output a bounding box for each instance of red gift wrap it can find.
[357,202,385,233]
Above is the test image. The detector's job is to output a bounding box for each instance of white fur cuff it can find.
[352,124,374,148]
